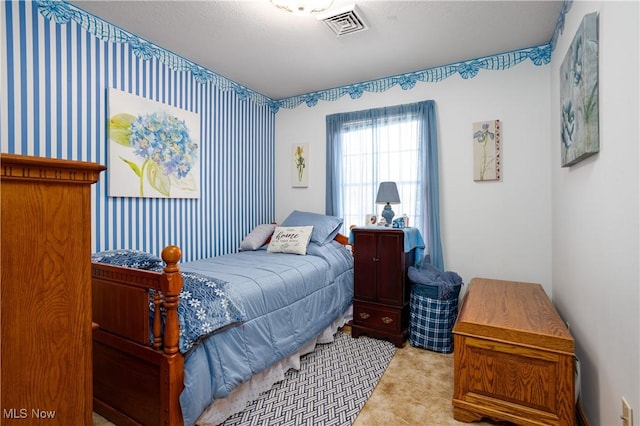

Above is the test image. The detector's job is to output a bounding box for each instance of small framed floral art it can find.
[292,143,308,187]
[473,119,501,181]
[107,88,200,198]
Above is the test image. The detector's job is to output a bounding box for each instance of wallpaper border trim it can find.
[37,0,572,113]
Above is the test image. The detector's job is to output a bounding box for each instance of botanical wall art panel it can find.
[108,88,200,198]
[473,119,501,181]
[560,12,599,167]
[292,143,309,187]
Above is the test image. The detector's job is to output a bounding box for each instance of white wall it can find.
[550,1,640,424]
[275,62,553,294]
[275,3,640,424]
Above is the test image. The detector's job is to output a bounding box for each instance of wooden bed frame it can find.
[92,233,351,426]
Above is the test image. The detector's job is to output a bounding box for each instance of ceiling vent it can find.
[317,4,368,37]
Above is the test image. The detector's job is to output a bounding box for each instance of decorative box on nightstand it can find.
[350,227,423,347]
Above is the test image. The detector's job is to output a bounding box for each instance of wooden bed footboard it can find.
[92,246,185,426]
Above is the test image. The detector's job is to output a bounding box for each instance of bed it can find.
[91,211,354,426]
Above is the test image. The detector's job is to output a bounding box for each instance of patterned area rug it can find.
[222,331,397,426]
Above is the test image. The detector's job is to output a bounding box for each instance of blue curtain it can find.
[326,100,444,270]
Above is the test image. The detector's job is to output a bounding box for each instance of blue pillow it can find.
[91,249,162,270]
[280,210,343,246]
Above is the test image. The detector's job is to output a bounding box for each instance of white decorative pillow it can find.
[267,226,314,255]
[240,224,277,251]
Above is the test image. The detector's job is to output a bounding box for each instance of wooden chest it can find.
[452,278,575,425]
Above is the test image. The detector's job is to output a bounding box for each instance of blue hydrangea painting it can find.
[108,88,200,198]
[560,12,599,167]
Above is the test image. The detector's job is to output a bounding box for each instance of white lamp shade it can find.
[375,182,400,204]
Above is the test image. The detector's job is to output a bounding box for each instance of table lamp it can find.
[375,181,400,226]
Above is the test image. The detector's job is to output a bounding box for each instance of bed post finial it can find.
[160,245,183,355]
[162,245,182,269]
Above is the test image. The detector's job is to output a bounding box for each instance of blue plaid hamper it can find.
[409,290,459,354]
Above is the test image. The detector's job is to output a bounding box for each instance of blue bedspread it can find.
[177,241,354,426]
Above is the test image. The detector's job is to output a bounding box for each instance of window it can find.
[339,114,421,231]
[326,100,444,270]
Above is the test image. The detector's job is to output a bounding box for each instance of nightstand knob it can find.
[372,257,380,262]
[359,312,371,320]
[381,316,393,324]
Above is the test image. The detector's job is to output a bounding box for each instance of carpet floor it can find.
[352,336,493,426]
[93,326,495,425]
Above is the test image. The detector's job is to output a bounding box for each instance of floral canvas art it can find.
[108,88,200,198]
[292,143,308,187]
[473,120,501,181]
[560,12,599,167]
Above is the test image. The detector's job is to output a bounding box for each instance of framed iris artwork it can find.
[107,88,200,198]
[292,143,308,187]
[473,119,501,181]
[560,12,599,167]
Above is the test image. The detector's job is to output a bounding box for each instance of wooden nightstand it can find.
[350,227,419,347]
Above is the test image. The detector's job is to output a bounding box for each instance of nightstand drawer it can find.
[353,302,401,331]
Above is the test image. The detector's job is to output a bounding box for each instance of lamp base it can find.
[381,204,395,227]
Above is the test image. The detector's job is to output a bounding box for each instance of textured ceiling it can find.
[69,0,565,100]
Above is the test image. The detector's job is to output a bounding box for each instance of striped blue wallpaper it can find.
[1,1,276,261]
